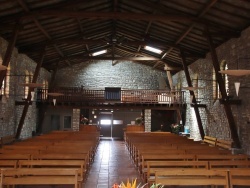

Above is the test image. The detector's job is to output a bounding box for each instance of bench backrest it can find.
[209,160,250,169]
[155,169,229,187]
[1,168,79,188]
[229,169,250,187]
[18,159,85,179]
[203,136,217,146]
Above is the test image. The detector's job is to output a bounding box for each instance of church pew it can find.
[1,168,81,188]
[209,160,250,169]
[146,161,209,186]
[185,148,231,155]
[0,160,17,169]
[0,153,31,160]
[140,154,196,176]
[137,149,186,168]
[229,169,250,187]
[155,169,229,187]
[32,153,89,171]
[18,159,86,181]
[196,154,249,161]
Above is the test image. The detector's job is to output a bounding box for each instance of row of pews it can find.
[0,130,100,188]
[125,132,250,187]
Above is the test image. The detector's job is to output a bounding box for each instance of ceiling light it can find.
[144,46,162,54]
[92,49,107,56]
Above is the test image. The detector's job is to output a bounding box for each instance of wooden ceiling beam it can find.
[22,11,205,25]
[160,0,218,60]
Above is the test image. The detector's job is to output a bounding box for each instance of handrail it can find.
[36,88,185,104]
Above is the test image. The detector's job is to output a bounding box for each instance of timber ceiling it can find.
[0,0,250,72]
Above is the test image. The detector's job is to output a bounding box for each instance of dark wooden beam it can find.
[24,11,204,25]
[191,104,207,108]
[180,50,205,139]
[160,0,217,61]
[204,28,241,148]
[219,99,241,105]
[62,56,161,61]
[15,48,46,139]
[0,20,21,89]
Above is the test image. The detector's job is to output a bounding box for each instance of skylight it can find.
[144,46,162,54]
[92,49,107,56]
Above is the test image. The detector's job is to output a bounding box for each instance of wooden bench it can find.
[0,160,17,169]
[0,135,15,148]
[0,153,31,160]
[196,154,249,161]
[155,169,229,187]
[209,160,250,169]
[146,161,209,186]
[202,135,217,146]
[140,154,196,177]
[229,169,250,187]
[216,139,233,150]
[18,159,86,181]
[1,168,80,188]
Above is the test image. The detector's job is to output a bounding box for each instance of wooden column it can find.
[180,50,205,139]
[166,70,174,90]
[15,48,46,139]
[0,21,21,88]
[205,29,241,148]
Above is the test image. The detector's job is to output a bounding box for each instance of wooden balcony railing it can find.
[36,87,185,105]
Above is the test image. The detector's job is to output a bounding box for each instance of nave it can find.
[84,139,142,188]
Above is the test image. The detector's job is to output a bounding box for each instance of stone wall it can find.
[54,60,167,89]
[173,26,250,154]
[0,37,51,139]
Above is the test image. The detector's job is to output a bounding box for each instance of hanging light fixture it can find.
[235,82,240,96]
[47,93,64,106]
[53,98,57,106]
[0,65,7,71]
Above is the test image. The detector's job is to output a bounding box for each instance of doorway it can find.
[99,112,113,138]
[51,115,60,131]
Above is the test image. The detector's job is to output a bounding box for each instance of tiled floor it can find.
[84,138,142,188]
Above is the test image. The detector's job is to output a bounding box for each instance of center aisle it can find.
[84,139,142,188]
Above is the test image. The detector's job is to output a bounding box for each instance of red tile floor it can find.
[84,138,142,188]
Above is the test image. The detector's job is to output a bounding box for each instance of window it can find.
[212,69,218,100]
[221,60,229,95]
[24,71,33,99]
[1,66,10,98]
[213,60,229,100]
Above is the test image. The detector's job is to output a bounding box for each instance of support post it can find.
[180,50,205,139]
[205,28,241,148]
[15,48,46,139]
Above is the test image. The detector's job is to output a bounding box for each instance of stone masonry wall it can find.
[0,37,51,139]
[54,60,167,90]
[173,26,250,154]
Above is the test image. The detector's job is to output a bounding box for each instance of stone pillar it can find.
[144,109,151,132]
[72,109,80,131]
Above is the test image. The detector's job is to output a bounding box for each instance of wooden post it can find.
[204,28,241,148]
[180,50,205,139]
[15,48,46,139]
